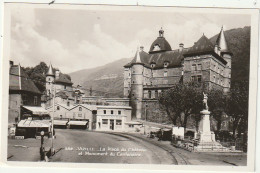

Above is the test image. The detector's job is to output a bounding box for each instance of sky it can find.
[9,5,251,73]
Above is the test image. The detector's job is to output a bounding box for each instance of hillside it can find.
[210,26,250,84]
[69,58,131,97]
[69,26,251,98]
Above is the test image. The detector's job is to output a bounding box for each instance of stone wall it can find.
[9,94,21,124]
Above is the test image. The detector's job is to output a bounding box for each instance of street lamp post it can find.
[40,130,45,160]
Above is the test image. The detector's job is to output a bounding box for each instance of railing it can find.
[171,135,245,152]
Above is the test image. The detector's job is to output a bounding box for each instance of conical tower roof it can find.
[216,26,229,53]
[46,63,55,76]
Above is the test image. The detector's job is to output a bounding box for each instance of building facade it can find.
[46,103,96,129]
[124,27,232,119]
[45,63,73,97]
[96,105,132,131]
[9,61,42,125]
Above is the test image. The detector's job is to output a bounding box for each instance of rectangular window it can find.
[191,76,196,82]
[111,110,114,114]
[116,120,122,125]
[102,119,108,124]
[164,71,167,77]
[197,75,202,82]
[103,110,106,114]
[34,96,38,105]
[118,111,121,115]
[192,64,196,71]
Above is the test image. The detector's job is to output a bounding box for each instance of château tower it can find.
[130,47,144,119]
[216,26,232,93]
[46,63,55,96]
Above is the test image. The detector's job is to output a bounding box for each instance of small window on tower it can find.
[164,71,167,77]
[197,64,202,70]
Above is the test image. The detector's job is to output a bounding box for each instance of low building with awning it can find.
[46,103,96,130]
[16,118,51,138]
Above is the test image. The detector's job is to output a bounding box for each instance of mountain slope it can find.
[69,58,131,97]
[210,26,250,83]
[70,26,251,97]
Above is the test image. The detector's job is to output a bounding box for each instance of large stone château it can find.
[124,27,233,119]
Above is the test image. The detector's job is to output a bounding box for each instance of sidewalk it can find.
[8,137,52,162]
[128,133,247,166]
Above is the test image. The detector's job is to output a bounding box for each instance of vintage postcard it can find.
[0,1,259,172]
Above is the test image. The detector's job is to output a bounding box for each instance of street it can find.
[8,129,247,165]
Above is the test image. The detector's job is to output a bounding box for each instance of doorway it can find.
[110,119,114,130]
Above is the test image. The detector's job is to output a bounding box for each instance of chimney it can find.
[140,46,144,51]
[218,46,221,56]
[179,43,184,52]
[9,61,14,68]
[214,44,218,54]
[55,70,60,79]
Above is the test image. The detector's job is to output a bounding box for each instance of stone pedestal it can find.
[197,109,215,142]
[194,109,228,152]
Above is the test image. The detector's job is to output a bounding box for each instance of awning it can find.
[68,121,88,126]
[54,120,68,126]
[18,119,51,128]
[22,106,49,115]
[125,121,143,125]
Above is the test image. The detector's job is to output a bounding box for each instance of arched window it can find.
[79,107,82,111]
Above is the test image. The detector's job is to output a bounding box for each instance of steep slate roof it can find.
[183,34,227,64]
[46,64,55,76]
[124,48,189,69]
[184,34,215,56]
[54,74,73,85]
[55,90,74,100]
[216,26,231,54]
[9,65,41,94]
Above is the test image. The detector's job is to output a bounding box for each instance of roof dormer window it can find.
[153,44,161,51]
[164,61,169,68]
[151,62,156,69]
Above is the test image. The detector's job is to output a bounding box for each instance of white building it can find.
[96,105,133,131]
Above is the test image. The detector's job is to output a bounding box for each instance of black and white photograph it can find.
[0,1,259,172]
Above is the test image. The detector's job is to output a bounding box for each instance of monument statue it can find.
[202,92,208,110]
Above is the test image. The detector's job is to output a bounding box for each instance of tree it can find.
[158,82,203,130]
[227,81,249,138]
[207,89,229,132]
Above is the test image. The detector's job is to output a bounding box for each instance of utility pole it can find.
[51,86,56,154]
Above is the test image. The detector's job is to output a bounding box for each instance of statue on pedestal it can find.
[202,92,208,111]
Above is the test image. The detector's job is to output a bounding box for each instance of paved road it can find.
[49,129,177,164]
